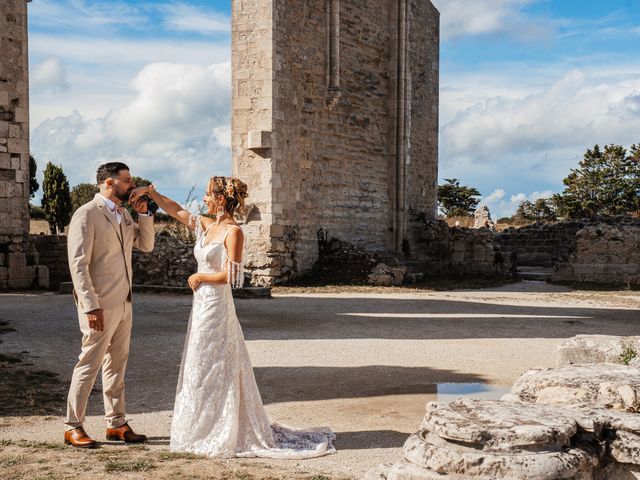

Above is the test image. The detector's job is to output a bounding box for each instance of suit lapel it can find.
[94,195,124,244]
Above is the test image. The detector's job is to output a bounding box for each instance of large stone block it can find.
[7,252,26,268]
[558,335,640,366]
[509,364,640,412]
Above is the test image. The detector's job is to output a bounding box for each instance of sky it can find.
[27,0,640,218]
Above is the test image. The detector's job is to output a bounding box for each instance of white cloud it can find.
[482,188,505,204]
[431,0,551,40]
[481,189,554,218]
[162,3,230,35]
[31,62,232,199]
[31,57,69,92]
[440,68,640,180]
[29,0,145,29]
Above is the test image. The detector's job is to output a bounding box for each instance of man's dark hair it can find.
[96,162,129,184]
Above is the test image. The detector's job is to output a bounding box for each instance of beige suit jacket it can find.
[67,193,155,313]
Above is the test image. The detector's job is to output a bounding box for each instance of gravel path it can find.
[0,282,639,478]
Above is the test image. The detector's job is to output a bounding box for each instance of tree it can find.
[71,183,99,214]
[437,178,481,217]
[41,162,72,234]
[515,198,556,222]
[554,144,640,218]
[29,154,39,199]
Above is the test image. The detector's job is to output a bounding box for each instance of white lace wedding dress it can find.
[170,216,336,458]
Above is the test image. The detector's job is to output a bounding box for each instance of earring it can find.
[216,206,225,218]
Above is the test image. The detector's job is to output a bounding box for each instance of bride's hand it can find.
[188,273,203,291]
[129,185,154,203]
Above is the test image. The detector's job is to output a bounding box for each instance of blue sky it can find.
[27,0,640,217]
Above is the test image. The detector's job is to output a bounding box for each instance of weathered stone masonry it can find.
[0,0,47,289]
[232,0,440,286]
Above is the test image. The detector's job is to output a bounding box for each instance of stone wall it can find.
[406,218,512,278]
[552,222,640,286]
[232,0,439,286]
[30,235,69,289]
[30,233,197,290]
[133,234,197,287]
[499,220,594,267]
[0,0,46,289]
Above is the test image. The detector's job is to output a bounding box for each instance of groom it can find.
[64,162,155,448]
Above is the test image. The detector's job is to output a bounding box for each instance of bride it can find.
[129,177,335,458]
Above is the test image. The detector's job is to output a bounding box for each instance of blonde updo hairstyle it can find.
[208,176,248,216]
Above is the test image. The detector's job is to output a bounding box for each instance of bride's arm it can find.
[130,186,194,227]
[187,228,244,290]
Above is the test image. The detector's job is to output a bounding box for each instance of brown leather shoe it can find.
[106,422,147,444]
[64,427,98,448]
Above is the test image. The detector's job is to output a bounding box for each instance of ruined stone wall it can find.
[233,0,439,285]
[552,223,640,286]
[499,220,587,267]
[30,235,68,289]
[406,219,512,278]
[0,0,45,289]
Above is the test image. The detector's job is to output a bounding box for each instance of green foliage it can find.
[70,183,99,213]
[620,344,638,365]
[554,144,640,218]
[41,162,72,234]
[515,198,557,222]
[437,178,481,217]
[28,203,46,220]
[29,154,39,199]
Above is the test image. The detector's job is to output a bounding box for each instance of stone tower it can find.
[0,0,45,289]
[232,0,439,285]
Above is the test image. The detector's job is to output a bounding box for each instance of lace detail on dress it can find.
[189,213,202,237]
[170,218,336,459]
[227,260,244,289]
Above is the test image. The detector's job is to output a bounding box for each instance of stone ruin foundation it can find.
[0,0,47,289]
[367,335,640,479]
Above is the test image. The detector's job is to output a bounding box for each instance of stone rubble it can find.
[367,337,640,479]
[473,205,495,230]
[557,334,640,367]
[506,364,640,412]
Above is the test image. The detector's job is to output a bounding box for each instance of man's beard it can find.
[115,187,131,203]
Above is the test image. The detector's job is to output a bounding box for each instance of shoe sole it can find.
[64,439,99,449]
[105,435,147,443]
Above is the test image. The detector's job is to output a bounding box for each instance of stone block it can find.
[36,265,49,289]
[0,152,10,169]
[510,363,640,412]
[8,124,20,138]
[0,121,8,137]
[14,107,28,123]
[7,252,26,268]
[557,335,640,366]
[0,267,7,288]
[247,129,272,150]
[7,137,27,154]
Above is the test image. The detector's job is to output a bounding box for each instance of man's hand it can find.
[131,198,149,215]
[188,273,203,291]
[87,309,105,332]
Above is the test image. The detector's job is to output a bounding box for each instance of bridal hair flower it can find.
[226,181,235,198]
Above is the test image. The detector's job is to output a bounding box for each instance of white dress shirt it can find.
[98,194,123,225]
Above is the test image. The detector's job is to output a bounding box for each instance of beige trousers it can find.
[65,301,132,430]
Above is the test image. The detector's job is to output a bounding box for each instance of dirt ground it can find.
[1,282,639,479]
